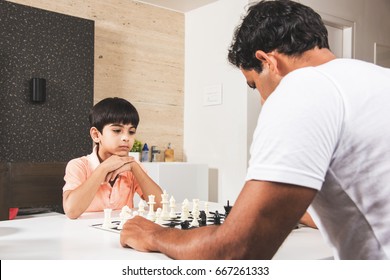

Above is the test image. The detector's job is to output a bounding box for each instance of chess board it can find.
[91,211,226,233]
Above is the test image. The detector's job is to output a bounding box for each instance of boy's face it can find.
[91,123,136,161]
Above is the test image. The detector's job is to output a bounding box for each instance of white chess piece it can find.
[204,201,212,218]
[180,199,190,221]
[155,208,164,225]
[161,190,170,220]
[192,199,200,218]
[138,200,146,216]
[169,196,177,219]
[190,210,199,227]
[102,208,115,229]
[147,195,156,221]
[118,206,133,229]
[121,205,132,216]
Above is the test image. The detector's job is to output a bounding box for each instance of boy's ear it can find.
[90,127,101,144]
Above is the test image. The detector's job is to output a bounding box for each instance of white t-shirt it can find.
[246,59,390,259]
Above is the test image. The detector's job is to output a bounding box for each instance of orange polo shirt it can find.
[63,146,144,212]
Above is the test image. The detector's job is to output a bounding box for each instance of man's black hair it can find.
[228,0,329,72]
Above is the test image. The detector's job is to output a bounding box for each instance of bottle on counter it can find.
[141,143,149,162]
[164,143,174,162]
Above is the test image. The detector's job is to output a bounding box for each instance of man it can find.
[120,0,390,259]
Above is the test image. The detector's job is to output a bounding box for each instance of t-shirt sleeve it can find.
[246,68,344,190]
[62,158,88,193]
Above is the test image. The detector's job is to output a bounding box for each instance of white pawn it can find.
[147,195,156,221]
[102,208,115,229]
[169,196,177,219]
[155,208,164,225]
[192,199,200,218]
[190,212,199,227]
[161,190,170,220]
[181,199,190,221]
[138,200,146,216]
[204,201,212,218]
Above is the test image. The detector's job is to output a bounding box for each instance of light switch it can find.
[203,84,222,106]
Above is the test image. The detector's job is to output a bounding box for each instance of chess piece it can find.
[199,210,207,226]
[168,221,178,228]
[190,215,199,227]
[118,206,133,229]
[138,200,146,216]
[204,201,212,218]
[180,199,190,221]
[155,208,164,225]
[160,190,170,220]
[102,208,115,229]
[190,199,200,227]
[192,199,200,218]
[180,220,190,230]
[147,195,156,221]
[169,196,177,219]
[213,210,221,225]
[224,200,233,217]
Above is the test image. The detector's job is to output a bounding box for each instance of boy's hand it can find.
[100,155,135,182]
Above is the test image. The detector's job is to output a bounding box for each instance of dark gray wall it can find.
[0,1,94,162]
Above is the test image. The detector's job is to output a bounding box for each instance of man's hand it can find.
[120,216,163,252]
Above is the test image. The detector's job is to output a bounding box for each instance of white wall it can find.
[184,0,250,204]
[297,0,390,62]
[184,0,390,204]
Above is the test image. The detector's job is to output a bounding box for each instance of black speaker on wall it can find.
[31,78,46,103]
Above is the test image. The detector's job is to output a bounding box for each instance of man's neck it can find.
[276,48,336,76]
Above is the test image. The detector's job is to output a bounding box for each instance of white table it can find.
[0,205,333,260]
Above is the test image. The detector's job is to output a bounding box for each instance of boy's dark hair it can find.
[228,0,329,73]
[89,97,139,133]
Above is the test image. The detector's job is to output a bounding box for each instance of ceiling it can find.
[135,0,218,13]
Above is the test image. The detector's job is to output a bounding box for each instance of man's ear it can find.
[255,50,279,73]
[90,127,101,144]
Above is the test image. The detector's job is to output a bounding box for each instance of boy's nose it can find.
[121,135,129,141]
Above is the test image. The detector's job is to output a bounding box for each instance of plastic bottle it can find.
[164,143,174,162]
[141,143,149,162]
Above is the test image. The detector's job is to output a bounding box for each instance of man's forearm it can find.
[153,225,221,259]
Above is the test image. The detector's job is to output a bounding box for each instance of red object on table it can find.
[9,208,19,220]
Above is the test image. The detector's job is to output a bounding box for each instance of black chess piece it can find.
[180,220,190,230]
[213,211,221,225]
[224,200,233,217]
[168,221,177,228]
[199,210,207,226]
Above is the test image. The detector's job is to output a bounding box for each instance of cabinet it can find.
[0,162,66,221]
[141,162,208,203]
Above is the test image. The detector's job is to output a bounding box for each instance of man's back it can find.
[248,58,390,259]
[311,59,390,259]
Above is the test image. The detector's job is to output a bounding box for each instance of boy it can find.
[63,97,163,219]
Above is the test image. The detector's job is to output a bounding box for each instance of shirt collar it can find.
[87,145,102,171]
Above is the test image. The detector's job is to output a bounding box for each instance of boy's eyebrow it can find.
[109,123,123,126]
[109,123,136,129]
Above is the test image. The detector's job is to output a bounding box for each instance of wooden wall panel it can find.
[8,0,185,161]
